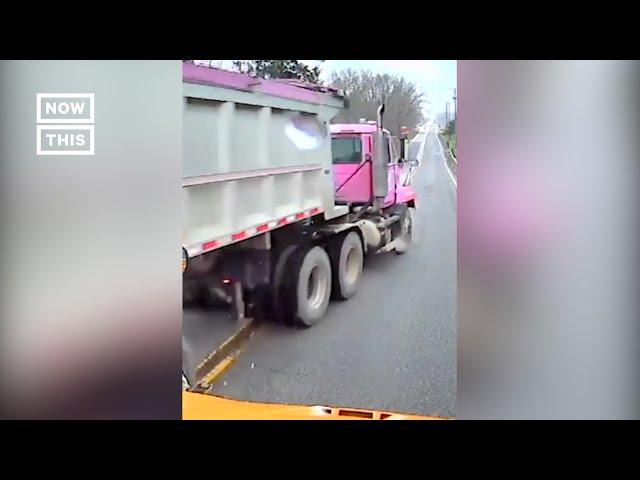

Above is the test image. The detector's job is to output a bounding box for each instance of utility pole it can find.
[452,88,457,122]
[445,102,450,125]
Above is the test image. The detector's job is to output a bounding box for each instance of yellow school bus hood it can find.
[182,391,447,420]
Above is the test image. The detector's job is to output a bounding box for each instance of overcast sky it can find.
[199,60,456,120]
[308,60,456,120]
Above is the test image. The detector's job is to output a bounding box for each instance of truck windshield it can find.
[331,137,363,164]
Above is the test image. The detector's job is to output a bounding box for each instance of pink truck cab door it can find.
[332,134,372,204]
[384,134,397,207]
[384,133,415,207]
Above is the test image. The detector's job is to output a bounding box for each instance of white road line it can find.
[435,130,457,189]
[416,135,426,161]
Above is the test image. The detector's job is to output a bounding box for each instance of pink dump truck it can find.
[182,63,418,327]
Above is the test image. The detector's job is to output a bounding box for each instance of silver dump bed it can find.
[182,63,347,258]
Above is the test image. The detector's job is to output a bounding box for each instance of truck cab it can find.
[330,122,416,208]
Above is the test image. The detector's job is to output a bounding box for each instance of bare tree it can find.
[328,70,425,136]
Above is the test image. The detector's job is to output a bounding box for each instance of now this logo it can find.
[36,93,95,155]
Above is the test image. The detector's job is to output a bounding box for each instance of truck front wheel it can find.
[394,207,415,255]
[290,245,332,327]
[329,231,364,300]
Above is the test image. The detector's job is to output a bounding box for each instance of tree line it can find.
[212,60,424,137]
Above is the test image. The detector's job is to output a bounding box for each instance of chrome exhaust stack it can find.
[372,104,388,210]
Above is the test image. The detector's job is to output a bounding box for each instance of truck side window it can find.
[331,137,363,164]
[383,134,391,164]
[390,136,401,163]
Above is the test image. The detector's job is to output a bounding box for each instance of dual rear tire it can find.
[278,231,364,328]
[329,231,364,300]
[291,245,332,327]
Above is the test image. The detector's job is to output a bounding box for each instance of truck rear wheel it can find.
[329,231,364,300]
[271,245,299,323]
[289,245,332,327]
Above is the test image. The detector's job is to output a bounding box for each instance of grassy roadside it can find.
[447,133,456,158]
[438,130,457,180]
[442,130,456,158]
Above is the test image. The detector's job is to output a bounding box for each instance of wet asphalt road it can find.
[209,125,457,418]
